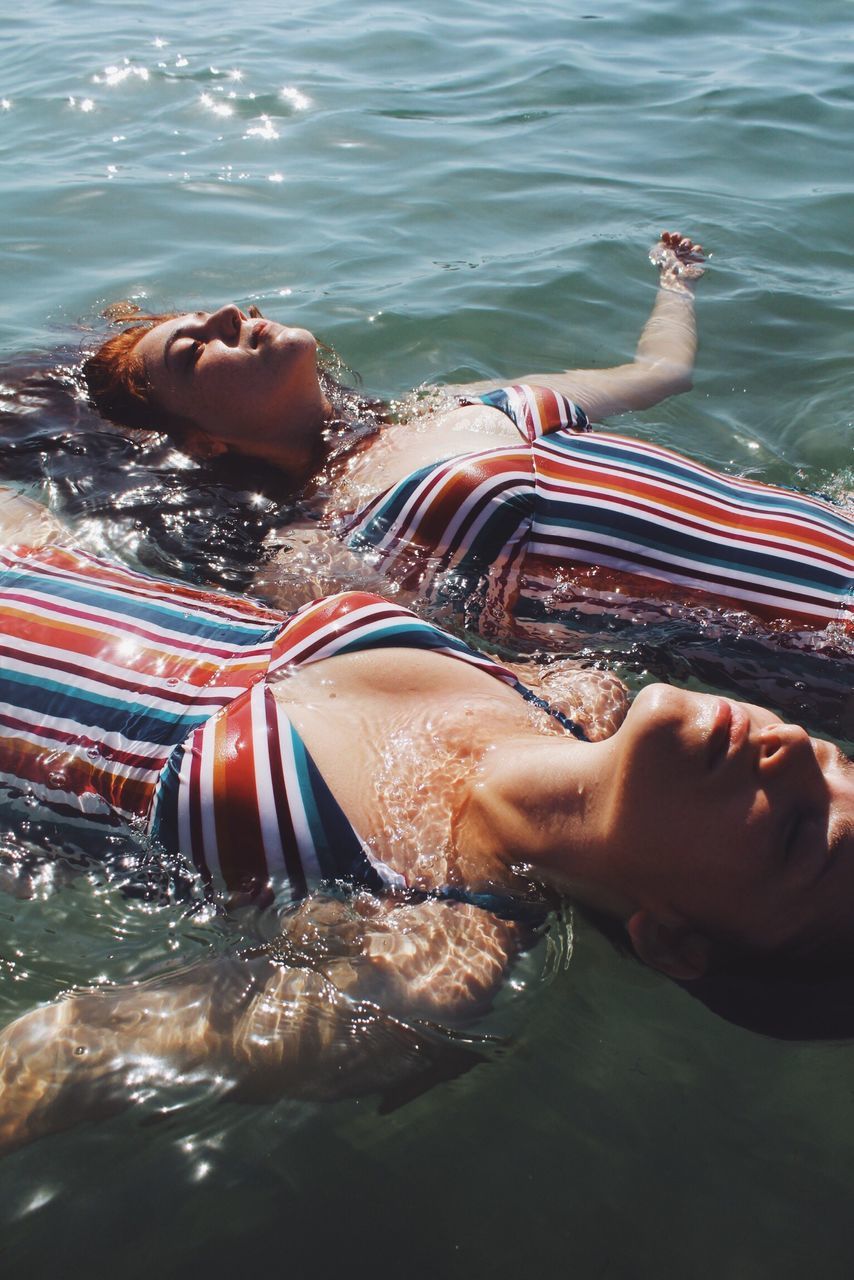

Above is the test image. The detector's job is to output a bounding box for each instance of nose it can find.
[204,304,244,343]
[757,722,816,780]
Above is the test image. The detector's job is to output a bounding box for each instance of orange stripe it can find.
[0,733,152,816]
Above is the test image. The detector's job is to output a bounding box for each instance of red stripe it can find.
[0,733,152,816]
[522,548,836,623]
[212,692,269,894]
[0,709,162,771]
[535,466,853,568]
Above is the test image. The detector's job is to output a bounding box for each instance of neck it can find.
[254,394,334,478]
[461,735,636,920]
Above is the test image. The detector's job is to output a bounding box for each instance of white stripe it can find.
[532,507,852,596]
[541,434,854,532]
[2,582,275,663]
[0,721,163,792]
[424,466,532,556]
[0,765,126,820]
[0,643,255,723]
[271,596,517,685]
[250,682,287,878]
[532,469,854,571]
[523,539,840,617]
[176,740,195,859]
[7,547,280,630]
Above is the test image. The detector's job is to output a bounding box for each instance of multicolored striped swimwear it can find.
[0,543,569,900]
[345,383,854,642]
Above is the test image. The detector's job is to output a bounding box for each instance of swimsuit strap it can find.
[474,383,590,441]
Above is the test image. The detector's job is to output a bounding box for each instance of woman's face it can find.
[134,305,330,472]
[607,684,854,960]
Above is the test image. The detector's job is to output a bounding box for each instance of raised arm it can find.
[449,232,706,424]
[0,893,529,1152]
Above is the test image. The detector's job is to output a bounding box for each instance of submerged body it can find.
[84,234,852,654]
[1,490,852,963]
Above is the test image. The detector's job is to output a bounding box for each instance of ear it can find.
[626,909,712,981]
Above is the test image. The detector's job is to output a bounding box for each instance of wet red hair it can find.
[82,304,179,432]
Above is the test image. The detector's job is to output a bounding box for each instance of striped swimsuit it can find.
[0,542,570,901]
[345,384,854,643]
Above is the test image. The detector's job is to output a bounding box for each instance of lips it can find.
[707,699,732,768]
[707,698,750,769]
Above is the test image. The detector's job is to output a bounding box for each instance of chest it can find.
[329,403,520,513]
[270,652,544,893]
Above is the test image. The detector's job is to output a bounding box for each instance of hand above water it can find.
[649,230,706,295]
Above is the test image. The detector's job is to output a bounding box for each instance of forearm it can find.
[0,958,434,1151]
[0,894,524,1150]
[526,273,699,421]
[448,232,705,423]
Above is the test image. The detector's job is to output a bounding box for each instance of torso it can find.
[271,644,572,897]
[333,396,854,641]
[327,402,521,513]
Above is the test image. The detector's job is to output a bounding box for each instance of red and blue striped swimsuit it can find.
[0,542,564,900]
[345,384,854,642]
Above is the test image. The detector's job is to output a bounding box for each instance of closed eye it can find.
[183,338,204,367]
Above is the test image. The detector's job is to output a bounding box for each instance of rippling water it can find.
[1,1,854,1276]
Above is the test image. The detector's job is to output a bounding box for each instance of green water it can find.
[1,0,854,1275]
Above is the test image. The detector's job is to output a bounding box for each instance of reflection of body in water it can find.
[77,232,852,728]
[0,487,852,1151]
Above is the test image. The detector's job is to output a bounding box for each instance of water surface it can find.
[1,1,853,1276]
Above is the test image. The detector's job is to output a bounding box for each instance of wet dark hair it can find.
[0,314,386,590]
[581,899,854,1040]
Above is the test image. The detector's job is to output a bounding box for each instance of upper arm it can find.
[449,366,691,425]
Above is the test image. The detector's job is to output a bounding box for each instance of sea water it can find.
[1,1,853,1276]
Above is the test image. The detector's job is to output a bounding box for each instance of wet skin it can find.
[271,639,854,965]
[134,304,331,471]
[607,684,854,958]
